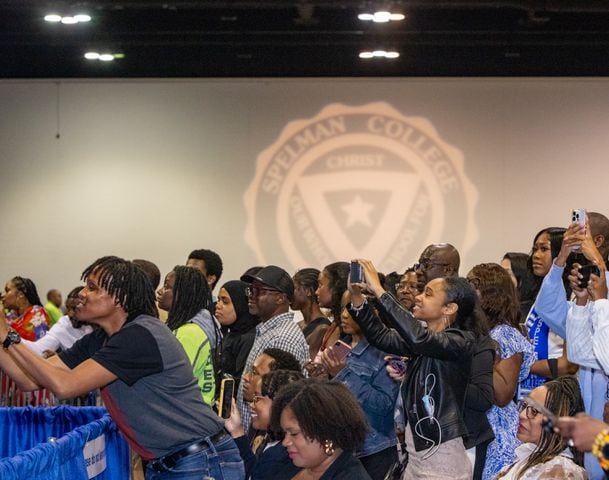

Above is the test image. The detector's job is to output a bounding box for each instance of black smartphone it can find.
[350,261,364,284]
[579,264,601,289]
[217,377,235,419]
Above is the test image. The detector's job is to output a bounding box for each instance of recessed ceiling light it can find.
[44,14,62,22]
[358,11,405,22]
[99,54,115,61]
[84,52,100,60]
[45,13,92,24]
[359,50,400,59]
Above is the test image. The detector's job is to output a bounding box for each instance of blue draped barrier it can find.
[0,406,129,479]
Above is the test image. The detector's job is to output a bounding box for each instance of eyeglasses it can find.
[250,394,265,405]
[245,286,281,298]
[518,400,541,419]
[414,259,450,272]
[395,282,418,292]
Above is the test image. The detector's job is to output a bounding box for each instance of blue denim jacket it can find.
[334,337,399,457]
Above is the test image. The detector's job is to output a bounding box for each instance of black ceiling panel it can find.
[2,0,609,77]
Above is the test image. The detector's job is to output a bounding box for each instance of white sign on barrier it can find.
[83,434,107,479]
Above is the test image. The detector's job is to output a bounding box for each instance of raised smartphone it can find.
[579,264,601,289]
[350,261,364,284]
[217,377,235,419]
[572,208,586,227]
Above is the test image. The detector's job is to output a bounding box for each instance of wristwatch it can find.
[2,330,21,350]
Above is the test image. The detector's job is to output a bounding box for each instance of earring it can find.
[323,439,335,456]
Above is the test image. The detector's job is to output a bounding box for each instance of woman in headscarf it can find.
[215,280,259,390]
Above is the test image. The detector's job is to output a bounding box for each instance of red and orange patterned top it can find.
[9,305,50,341]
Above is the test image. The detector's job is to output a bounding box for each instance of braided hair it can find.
[166,265,213,332]
[498,376,584,479]
[11,276,43,307]
[81,256,157,322]
[293,267,321,317]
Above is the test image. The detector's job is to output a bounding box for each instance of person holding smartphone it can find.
[319,289,400,480]
[347,259,488,480]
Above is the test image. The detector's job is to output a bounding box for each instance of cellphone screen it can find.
[218,378,235,419]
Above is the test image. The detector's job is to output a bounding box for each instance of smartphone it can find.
[578,264,601,289]
[217,377,235,419]
[572,208,586,227]
[350,261,364,284]
[387,357,407,376]
[332,340,352,362]
[523,395,558,432]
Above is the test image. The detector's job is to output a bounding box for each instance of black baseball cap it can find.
[241,265,294,299]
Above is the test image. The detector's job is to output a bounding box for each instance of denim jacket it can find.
[334,336,399,457]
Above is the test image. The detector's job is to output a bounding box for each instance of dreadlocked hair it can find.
[81,256,157,322]
[499,375,584,479]
[166,265,213,331]
[11,276,43,307]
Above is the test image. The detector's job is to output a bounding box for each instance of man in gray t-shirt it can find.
[0,256,244,479]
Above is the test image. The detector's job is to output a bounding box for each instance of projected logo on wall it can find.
[244,102,477,272]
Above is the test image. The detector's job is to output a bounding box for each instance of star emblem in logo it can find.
[341,195,374,228]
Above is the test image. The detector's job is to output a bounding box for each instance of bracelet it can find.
[592,428,609,471]
[350,298,367,313]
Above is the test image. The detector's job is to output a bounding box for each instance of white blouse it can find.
[495,442,588,480]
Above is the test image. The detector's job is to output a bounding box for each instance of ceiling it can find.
[3,0,609,78]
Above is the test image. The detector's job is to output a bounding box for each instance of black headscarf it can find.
[220,280,258,334]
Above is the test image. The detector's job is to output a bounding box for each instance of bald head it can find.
[415,243,460,289]
[588,212,609,261]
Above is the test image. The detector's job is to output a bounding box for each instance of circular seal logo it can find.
[244,102,478,272]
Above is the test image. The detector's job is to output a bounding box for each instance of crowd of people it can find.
[1,210,609,480]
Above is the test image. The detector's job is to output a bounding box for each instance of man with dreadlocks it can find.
[0,256,244,480]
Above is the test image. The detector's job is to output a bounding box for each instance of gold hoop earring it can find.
[323,439,335,456]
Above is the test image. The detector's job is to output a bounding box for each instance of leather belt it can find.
[149,430,227,472]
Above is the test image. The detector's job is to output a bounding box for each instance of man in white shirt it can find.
[23,287,93,357]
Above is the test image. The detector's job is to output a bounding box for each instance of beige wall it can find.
[0,78,607,298]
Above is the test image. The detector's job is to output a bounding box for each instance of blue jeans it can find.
[145,434,245,480]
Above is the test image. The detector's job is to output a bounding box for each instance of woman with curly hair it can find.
[270,378,371,479]
[495,375,585,479]
[467,263,536,480]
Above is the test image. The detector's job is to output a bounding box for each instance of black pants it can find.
[472,438,491,480]
[359,445,399,480]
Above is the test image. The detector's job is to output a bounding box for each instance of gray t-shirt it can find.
[59,314,223,460]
